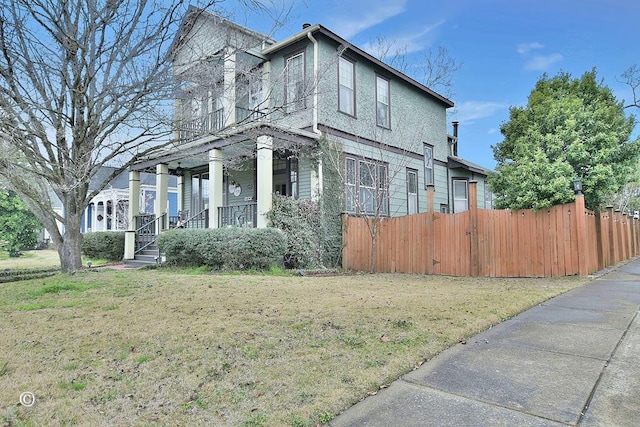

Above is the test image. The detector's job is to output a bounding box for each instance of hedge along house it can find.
[124,7,490,262]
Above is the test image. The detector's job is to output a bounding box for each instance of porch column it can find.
[223,49,236,127]
[256,135,273,228]
[156,164,169,233]
[91,202,98,231]
[177,175,184,213]
[310,158,324,202]
[124,171,140,260]
[208,149,224,228]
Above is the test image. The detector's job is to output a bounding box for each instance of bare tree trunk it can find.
[369,220,379,273]
[57,212,84,273]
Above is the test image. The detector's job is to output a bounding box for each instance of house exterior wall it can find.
[265,39,314,130]
[156,13,491,229]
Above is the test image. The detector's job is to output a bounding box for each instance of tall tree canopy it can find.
[488,70,639,211]
[0,0,270,272]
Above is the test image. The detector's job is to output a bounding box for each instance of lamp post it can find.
[572,178,583,196]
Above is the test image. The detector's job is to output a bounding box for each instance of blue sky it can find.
[228,0,639,170]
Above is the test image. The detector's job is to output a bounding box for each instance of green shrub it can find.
[267,195,322,269]
[157,228,286,271]
[81,232,125,261]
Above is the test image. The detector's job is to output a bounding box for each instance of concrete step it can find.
[133,254,159,263]
[138,249,159,257]
[123,259,157,268]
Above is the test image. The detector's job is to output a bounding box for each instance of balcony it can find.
[178,108,224,141]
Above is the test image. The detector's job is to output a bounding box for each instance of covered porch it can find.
[123,123,321,261]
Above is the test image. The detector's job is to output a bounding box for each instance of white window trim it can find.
[375,75,390,128]
[345,155,389,216]
[424,144,434,187]
[338,56,355,116]
[407,168,418,215]
[285,51,305,113]
[453,178,469,213]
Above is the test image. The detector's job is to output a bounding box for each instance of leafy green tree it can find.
[488,70,639,210]
[0,190,42,256]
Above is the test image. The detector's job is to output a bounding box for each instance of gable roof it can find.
[262,24,454,108]
[447,156,488,175]
[168,6,276,62]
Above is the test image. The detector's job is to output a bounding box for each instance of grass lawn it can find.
[0,268,588,426]
[0,249,61,269]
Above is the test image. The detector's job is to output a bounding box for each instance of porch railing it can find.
[134,213,166,255]
[218,203,257,228]
[181,208,209,229]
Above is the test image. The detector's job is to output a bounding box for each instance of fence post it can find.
[594,209,605,271]
[341,212,349,270]
[607,206,615,266]
[615,210,622,263]
[469,181,479,277]
[426,184,435,274]
[574,193,588,276]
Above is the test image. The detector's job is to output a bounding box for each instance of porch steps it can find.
[125,245,160,268]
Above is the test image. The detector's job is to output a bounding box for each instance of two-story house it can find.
[124,7,489,261]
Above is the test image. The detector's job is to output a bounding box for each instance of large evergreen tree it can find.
[488,70,639,210]
[0,190,42,256]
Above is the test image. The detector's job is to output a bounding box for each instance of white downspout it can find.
[307,31,323,199]
[307,31,321,135]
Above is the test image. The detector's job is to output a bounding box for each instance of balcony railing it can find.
[218,203,257,228]
[235,107,266,124]
[178,108,224,140]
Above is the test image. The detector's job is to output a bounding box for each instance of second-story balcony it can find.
[178,108,224,141]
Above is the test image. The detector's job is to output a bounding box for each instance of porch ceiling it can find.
[132,122,320,172]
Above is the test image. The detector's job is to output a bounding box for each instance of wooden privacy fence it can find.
[342,182,640,277]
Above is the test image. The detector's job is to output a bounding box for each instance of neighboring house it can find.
[83,167,179,232]
[125,7,490,260]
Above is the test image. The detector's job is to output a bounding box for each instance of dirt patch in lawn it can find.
[0,269,587,426]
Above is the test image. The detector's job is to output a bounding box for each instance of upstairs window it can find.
[376,75,390,128]
[338,57,355,115]
[424,144,434,187]
[285,52,305,112]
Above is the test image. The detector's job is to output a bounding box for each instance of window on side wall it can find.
[338,57,355,116]
[285,52,305,113]
[375,75,390,128]
[453,179,468,213]
[407,168,418,215]
[344,156,389,216]
[424,144,434,187]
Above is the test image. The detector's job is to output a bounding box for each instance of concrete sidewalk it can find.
[330,260,640,427]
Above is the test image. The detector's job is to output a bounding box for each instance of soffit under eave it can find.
[131,127,319,172]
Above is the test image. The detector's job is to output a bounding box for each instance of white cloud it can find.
[455,101,508,123]
[361,20,444,55]
[331,0,408,39]
[516,42,544,55]
[488,128,498,134]
[524,53,564,71]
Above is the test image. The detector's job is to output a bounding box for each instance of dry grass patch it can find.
[0,249,60,269]
[0,269,587,426]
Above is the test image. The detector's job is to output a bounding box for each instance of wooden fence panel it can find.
[342,195,640,277]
